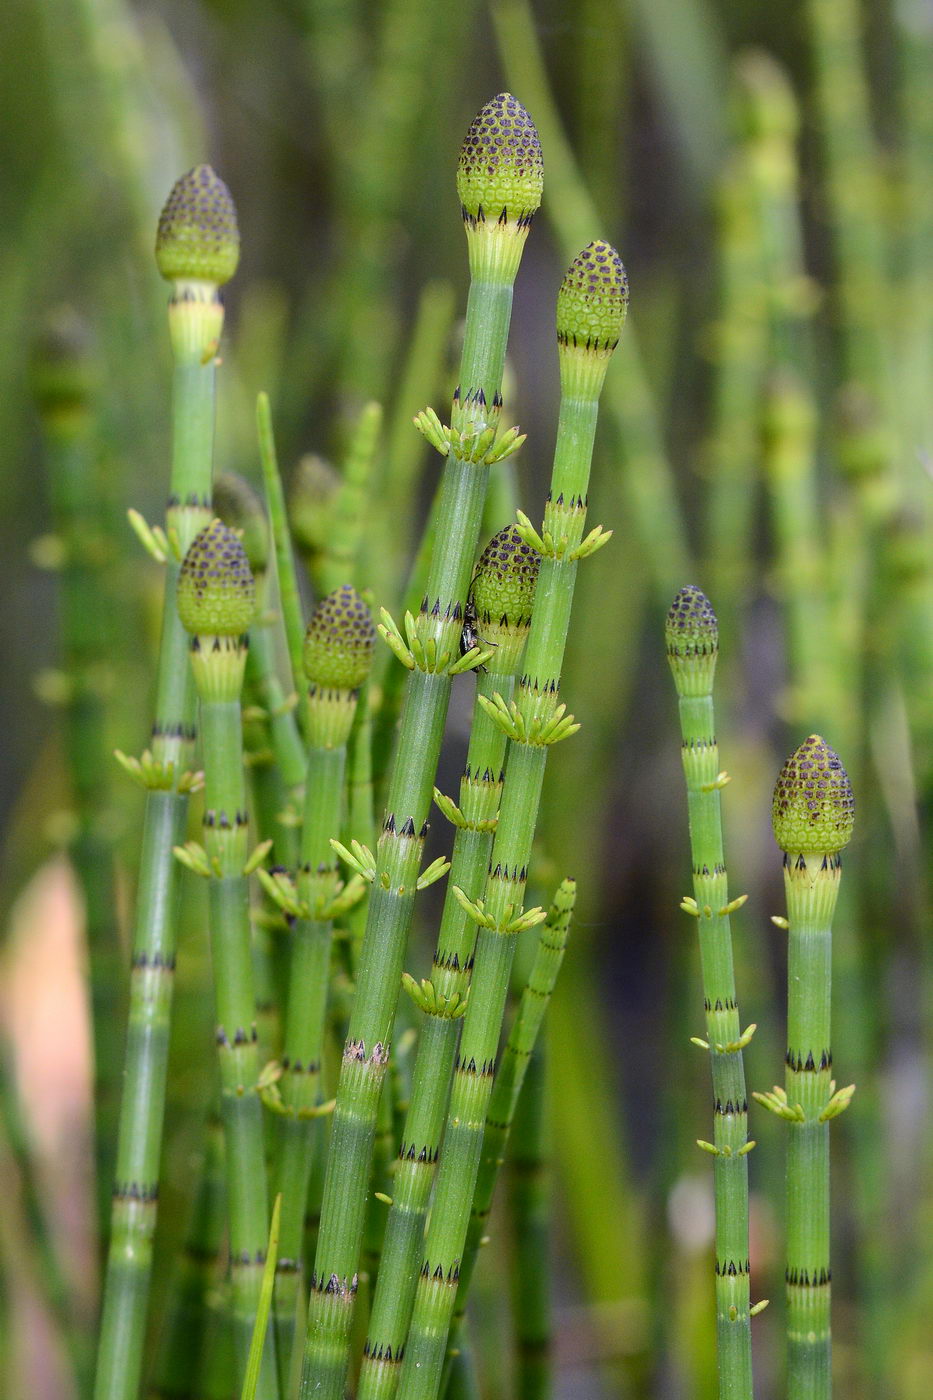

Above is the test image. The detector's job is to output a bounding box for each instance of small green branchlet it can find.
[178,520,256,702]
[665,584,719,698]
[303,584,375,747]
[556,240,629,398]
[156,165,239,363]
[469,525,540,671]
[213,473,269,579]
[457,93,543,281]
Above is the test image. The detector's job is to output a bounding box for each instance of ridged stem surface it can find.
[95,348,215,1400]
[273,741,347,1389]
[446,881,573,1387]
[397,385,604,1399]
[199,693,278,1397]
[784,860,841,1399]
[299,271,517,1399]
[358,665,518,1400]
[677,692,754,1399]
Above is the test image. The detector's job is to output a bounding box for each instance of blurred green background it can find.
[2,0,932,1396]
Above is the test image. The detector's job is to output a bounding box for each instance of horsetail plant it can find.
[665,584,760,1400]
[174,519,278,1396]
[357,525,540,1400]
[95,165,238,1400]
[396,240,628,1400]
[298,93,543,1399]
[755,736,856,1399]
[265,585,375,1388]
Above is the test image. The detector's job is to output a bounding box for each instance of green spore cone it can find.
[303,585,375,692]
[556,240,628,397]
[470,524,540,669]
[772,734,855,857]
[213,473,269,577]
[457,92,543,222]
[178,520,256,638]
[665,584,719,698]
[302,585,375,748]
[457,93,543,279]
[156,165,240,286]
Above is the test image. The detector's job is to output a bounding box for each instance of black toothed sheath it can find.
[95,165,238,1400]
[298,94,544,1400]
[396,240,629,1400]
[666,585,756,1400]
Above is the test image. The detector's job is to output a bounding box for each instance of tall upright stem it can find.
[666,586,754,1400]
[396,242,628,1400]
[299,95,543,1399]
[95,291,221,1400]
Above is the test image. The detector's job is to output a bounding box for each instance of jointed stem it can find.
[678,691,754,1399]
[299,261,522,1400]
[95,345,215,1400]
[358,663,521,1400]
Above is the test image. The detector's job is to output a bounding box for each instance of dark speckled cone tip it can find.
[665,586,718,698]
[155,165,240,285]
[772,735,854,856]
[557,242,629,352]
[303,585,375,690]
[177,519,256,637]
[470,525,541,670]
[472,526,540,627]
[456,94,543,282]
[456,93,543,224]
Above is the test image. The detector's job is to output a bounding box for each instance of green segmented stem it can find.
[358,662,530,1399]
[95,291,220,1400]
[197,686,278,1396]
[299,96,541,1399]
[397,245,625,1399]
[272,741,348,1387]
[769,735,854,1400]
[783,860,838,1398]
[666,586,754,1400]
[446,879,574,1386]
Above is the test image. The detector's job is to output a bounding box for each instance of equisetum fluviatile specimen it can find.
[175,519,278,1397]
[755,735,855,1400]
[397,240,629,1399]
[95,165,238,1400]
[666,584,761,1400]
[298,93,543,1399]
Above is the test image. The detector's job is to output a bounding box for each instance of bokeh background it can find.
[2,0,932,1396]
